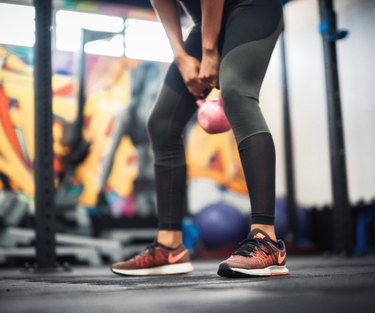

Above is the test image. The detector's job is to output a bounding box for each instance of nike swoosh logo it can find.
[278,252,286,264]
[168,250,188,264]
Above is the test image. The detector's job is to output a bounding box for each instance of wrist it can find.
[174,50,188,66]
[202,46,219,56]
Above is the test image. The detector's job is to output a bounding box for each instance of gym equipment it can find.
[0,1,127,269]
[275,197,289,240]
[353,202,375,255]
[196,96,231,134]
[33,0,57,269]
[275,197,310,241]
[0,192,29,228]
[318,0,352,255]
[193,202,246,249]
[182,217,200,253]
[0,227,122,266]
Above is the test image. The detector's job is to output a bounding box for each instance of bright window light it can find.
[84,34,125,57]
[56,10,124,53]
[125,19,173,63]
[0,3,35,47]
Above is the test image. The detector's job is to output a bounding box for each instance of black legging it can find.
[147,0,283,230]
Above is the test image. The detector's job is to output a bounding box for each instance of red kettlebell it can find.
[196,95,231,134]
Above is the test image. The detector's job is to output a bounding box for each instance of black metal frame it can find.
[33,0,57,269]
[318,0,352,255]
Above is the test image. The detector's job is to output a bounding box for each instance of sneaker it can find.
[217,228,289,277]
[111,242,194,276]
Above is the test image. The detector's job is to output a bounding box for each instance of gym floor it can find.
[0,255,374,313]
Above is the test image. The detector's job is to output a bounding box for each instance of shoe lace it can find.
[134,242,157,259]
[233,237,274,257]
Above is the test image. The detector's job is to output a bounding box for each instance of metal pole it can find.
[34,0,57,268]
[76,30,120,141]
[279,29,298,241]
[318,0,352,255]
[76,29,88,146]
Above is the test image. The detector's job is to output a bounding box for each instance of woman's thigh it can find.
[218,0,283,142]
[147,25,202,151]
[220,0,283,58]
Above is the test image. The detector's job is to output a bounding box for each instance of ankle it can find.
[251,224,277,241]
[157,230,183,249]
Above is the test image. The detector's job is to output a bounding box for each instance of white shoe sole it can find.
[231,265,289,276]
[111,262,194,276]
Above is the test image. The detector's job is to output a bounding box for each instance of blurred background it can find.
[0,0,374,267]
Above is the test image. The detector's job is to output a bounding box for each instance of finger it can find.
[187,83,204,97]
[193,84,205,97]
[193,85,205,97]
[190,88,204,98]
[198,71,211,82]
[211,77,219,89]
[198,73,210,87]
[200,75,216,90]
[202,81,213,91]
[200,71,217,82]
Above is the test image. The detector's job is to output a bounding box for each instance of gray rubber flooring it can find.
[0,255,374,313]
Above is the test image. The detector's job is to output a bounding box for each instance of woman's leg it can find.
[111,27,202,276]
[147,26,203,247]
[219,0,283,239]
[147,83,196,246]
[217,0,288,277]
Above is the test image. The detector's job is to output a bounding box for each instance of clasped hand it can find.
[176,50,220,98]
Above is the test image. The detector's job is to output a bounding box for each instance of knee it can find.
[146,110,165,144]
[221,84,246,104]
[220,82,259,117]
[219,78,269,143]
[219,62,260,111]
[147,107,181,150]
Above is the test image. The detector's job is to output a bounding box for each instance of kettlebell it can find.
[196,95,231,134]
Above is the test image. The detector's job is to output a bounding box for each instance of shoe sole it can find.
[111,262,194,276]
[217,263,289,278]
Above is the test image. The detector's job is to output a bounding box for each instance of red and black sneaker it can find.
[217,228,289,277]
[111,242,193,276]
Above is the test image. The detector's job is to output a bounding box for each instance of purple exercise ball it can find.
[193,202,247,249]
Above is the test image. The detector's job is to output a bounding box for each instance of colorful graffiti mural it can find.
[0,41,247,222]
